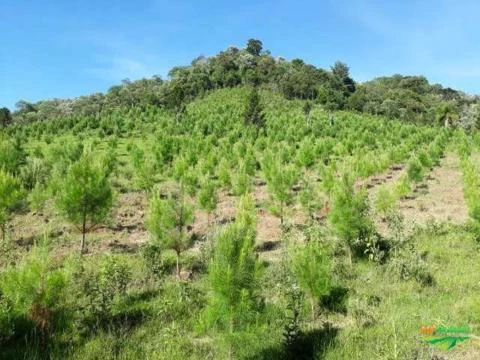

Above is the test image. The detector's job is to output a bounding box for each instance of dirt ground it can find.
[367,153,469,235]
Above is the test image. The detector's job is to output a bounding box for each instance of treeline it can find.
[2,39,480,128]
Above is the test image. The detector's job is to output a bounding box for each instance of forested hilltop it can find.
[1,39,479,129]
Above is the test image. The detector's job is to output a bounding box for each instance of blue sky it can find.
[2,0,479,109]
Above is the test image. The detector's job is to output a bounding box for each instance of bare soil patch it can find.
[398,153,468,229]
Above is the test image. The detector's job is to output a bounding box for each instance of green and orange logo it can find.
[420,325,472,350]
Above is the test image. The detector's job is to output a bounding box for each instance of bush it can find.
[73,255,132,330]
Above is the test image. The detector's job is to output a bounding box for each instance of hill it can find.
[2,39,479,131]
[1,59,480,358]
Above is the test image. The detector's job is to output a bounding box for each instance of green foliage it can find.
[73,255,132,329]
[394,174,412,199]
[299,179,321,222]
[374,185,397,218]
[198,178,218,216]
[55,152,114,253]
[417,149,432,169]
[246,38,263,56]
[0,170,23,242]
[244,88,265,127]
[406,156,424,183]
[329,174,373,260]
[0,242,69,341]
[290,241,331,321]
[296,139,316,168]
[203,220,262,342]
[19,156,50,190]
[263,156,299,224]
[0,139,26,174]
[146,190,194,276]
[232,163,251,196]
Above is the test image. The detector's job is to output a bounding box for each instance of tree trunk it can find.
[1,223,5,244]
[176,251,180,278]
[280,201,284,226]
[81,217,86,255]
[310,297,316,323]
[347,245,353,267]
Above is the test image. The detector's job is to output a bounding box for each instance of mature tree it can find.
[244,88,265,127]
[246,38,263,56]
[435,102,459,128]
[56,154,114,254]
[0,170,23,243]
[0,107,12,127]
[146,190,194,277]
[291,241,331,322]
[331,61,356,96]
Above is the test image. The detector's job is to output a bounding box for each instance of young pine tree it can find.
[56,154,114,254]
[299,179,320,223]
[329,174,373,264]
[264,160,299,225]
[198,178,218,227]
[407,156,424,184]
[0,170,23,243]
[291,241,331,322]
[146,190,194,278]
[203,195,261,357]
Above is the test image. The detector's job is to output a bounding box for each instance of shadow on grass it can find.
[248,323,338,360]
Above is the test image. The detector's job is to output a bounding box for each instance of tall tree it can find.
[246,38,263,56]
[0,107,12,127]
[331,61,356,96]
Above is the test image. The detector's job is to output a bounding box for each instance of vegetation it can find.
[0,39,479,359]
[55,152,114,254]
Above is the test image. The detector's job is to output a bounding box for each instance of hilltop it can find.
[1,39,479,130]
